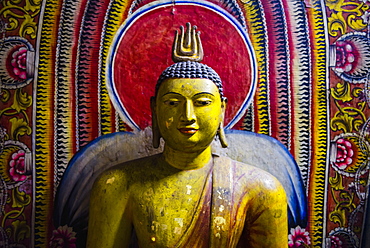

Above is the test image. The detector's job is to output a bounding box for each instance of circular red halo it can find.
[109,1,256,130]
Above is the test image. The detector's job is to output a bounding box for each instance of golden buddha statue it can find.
[86,24,288,247]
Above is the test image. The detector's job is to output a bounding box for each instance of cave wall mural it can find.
[1,0,370,247]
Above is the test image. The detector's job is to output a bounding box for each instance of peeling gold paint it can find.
[174,227,182,235]
[106,177,115,184]
[214,216,226,232]
[151,221,160,231]
[165,117,173,129]
[174,218,183,227]
[219,205,224,212]
[186,185,192,195]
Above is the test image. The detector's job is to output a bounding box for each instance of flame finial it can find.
[172,23,204,63]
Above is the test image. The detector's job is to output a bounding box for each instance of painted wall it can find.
[0,0,369,247]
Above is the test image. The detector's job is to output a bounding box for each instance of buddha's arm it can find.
[87,169,132,248]
[240,178,288,247]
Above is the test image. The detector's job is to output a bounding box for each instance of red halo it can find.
[111,3,254,130]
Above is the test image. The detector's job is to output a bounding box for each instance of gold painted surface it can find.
[87,78,287,247]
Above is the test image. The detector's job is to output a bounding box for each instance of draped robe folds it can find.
[131,155,288,247]
[173,155,247,247]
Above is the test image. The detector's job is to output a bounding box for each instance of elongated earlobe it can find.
[151,97,161,148]
[218,123,228,148]
[218,100,228,148]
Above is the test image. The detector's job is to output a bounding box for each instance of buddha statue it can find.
[86,23,288,247]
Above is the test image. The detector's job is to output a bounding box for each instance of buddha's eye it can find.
[194,99,212,107]
[164,100,180,106]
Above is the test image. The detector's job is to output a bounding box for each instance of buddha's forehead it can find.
[157,78,219,98]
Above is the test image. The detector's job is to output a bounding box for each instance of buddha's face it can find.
[154,78,225,152]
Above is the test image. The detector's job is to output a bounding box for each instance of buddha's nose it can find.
[181,100,196,123]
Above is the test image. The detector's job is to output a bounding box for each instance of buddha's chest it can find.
[130,174,211,247]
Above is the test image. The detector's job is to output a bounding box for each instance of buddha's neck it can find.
[162,145,212,170]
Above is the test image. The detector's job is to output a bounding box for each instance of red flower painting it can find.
[335,40,357,74]
[288,226,311,248]
[334,138,354,170]
[329,235,343,248]
[10,46,28,80]
[50,225,77,248]
[9,150,27,182]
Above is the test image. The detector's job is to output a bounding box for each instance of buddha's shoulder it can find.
[216,155,284,193]
[93,154,162,187]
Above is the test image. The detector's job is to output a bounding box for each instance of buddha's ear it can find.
[218,99,228,148]
[151,96,161,148]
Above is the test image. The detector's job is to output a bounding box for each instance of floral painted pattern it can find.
[327,227,359,248]
[10,46,28,80]
[331,33,370,82]
[9,149,27,182]
[329,235,343,247]
[335,40,357,74]
[288,226,311,248]
[49,225,77,248]
[334,138,354,170]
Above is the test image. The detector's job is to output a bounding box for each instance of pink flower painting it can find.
[9,150,27,182]
[332,34,370,81]
[335,41,357,73]
[335,40,358,74]
[10,46,28,81]
[334,138,354,170]
[50,225,77,248]
[288,226,311,248]
[329,235,343,248]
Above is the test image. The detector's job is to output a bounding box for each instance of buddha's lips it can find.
[178,128,198,134]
